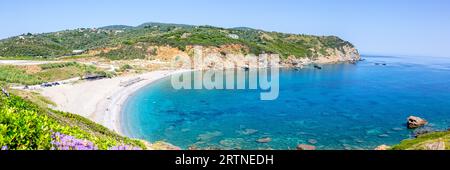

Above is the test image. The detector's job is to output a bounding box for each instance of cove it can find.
[122,55,450,150]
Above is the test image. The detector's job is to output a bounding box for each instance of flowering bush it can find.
[0,94,145,150]
[51,132,97,150]
[50,132,143,150]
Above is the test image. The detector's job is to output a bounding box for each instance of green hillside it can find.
[0,22,355,59]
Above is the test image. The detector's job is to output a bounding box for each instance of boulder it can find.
[296,144,316,150]
[407,116,428,129]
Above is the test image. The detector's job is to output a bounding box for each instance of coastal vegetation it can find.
[0,92,145,150]
[0,62,111,85]
[0,22,355,60]
[392,131,450,150]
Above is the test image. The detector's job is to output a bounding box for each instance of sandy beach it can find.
[40,69,191,135]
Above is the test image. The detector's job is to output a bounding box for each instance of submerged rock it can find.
[196,131,223,141]
[313,65,322,70]
[354,139,365,143]
[407,116,428,129]
[237,129,258,135]
[297,144,316,150]
[366,129,383,135]
[219,138,245,149]
[256,137,272,143]
[308,139,318,144]
[378,134,389,138]
[181,128,190,132]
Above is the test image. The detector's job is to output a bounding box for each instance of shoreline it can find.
[105,69,193,135]
[40,69,192,135]
[38,63,354,136]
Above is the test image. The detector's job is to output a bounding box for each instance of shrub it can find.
[39,62,79,70]
[0,94,144,150]
[120,64,133,70]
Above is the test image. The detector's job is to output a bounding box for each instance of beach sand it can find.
[40,69,191,135]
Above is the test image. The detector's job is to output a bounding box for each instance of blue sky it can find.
[1,0,449,57]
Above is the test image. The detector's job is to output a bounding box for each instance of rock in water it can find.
[238,129,258,135]
[374,145,390,150]
[308,139,318,144]
[297,144,316,150]
[197,131,223,141]
[407,116,428,129]
[378,134,390,138]
[256,137,272,143]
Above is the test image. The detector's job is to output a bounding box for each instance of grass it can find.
[0,65,42,85]
[0,62,102,85]
[10,89,56,108]
[39,62,78,70]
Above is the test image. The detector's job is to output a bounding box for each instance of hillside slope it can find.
[0,22,360,64]
[392,131,449,150]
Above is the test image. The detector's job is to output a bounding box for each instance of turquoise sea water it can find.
[122,55,450,150]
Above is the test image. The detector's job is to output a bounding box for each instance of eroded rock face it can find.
[296,144,316,150]
[407,116,428,129]
[424,141,445,150]
[313,45,361,64]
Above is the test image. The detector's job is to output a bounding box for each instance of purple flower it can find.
[1,146,8,150]
[50,132,141,150]
[51,132,98,150]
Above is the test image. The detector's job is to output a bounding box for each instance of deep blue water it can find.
[122,55,450,150]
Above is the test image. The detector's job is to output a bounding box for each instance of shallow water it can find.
[122,55,450,150]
